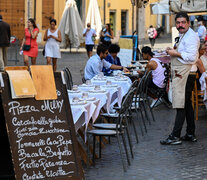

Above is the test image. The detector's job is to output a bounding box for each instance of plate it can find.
[114,78,128,81]
[103,84,118,87]
[79,84,94,87]
[89,90,106,93]
[93,78,107,81]
[68,90,81,93]
[70,101,87,105]
[79,97,96,101]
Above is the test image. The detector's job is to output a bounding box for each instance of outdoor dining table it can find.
[68,75,132,133]
[91,75,132,107]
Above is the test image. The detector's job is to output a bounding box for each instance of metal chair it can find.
[140,71,156,124]
[63,67,73,90]
[103,79,140,141]
[87,88,136,172]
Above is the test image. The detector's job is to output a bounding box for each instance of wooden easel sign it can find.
[1,72,84,180]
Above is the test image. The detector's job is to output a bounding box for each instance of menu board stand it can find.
[0,72,84,180]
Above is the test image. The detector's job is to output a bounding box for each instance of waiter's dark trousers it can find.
[172,74,196,137]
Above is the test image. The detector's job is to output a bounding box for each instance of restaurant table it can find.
[91,75,132,107]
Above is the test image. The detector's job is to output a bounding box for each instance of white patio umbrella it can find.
[151,0,169,15]
[85,0,102,37]
[58,0,84,48]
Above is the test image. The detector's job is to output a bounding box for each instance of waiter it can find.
[160,12,200,145]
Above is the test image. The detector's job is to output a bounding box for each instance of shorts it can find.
[85,45,94,52]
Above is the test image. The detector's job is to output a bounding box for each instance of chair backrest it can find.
[120,88,136,114]
[157,62,170,92]
[142,70,152,97]
[117,88,137,130]
[63,67,73,90]
[80,69,86,83]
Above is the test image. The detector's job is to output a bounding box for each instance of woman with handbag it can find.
[100,24,114,47]
[43,19,61,71]
[20,18,39,68]
[147,25,156,48]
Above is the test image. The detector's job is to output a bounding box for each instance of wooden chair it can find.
[192,73,205,120]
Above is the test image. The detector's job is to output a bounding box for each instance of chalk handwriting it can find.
[41,99,64,113]
[8,101,39,116]
[22,171,45,180]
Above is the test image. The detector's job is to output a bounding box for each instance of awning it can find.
[86,0,102,38]
[169,0,207,13]
[58,0,84,48]
[151,0,170,15]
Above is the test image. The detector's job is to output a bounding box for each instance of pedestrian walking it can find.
[147,25,157,48]
[160,12,200,145]
[0,15,11,71]
[100,24,114,47]
[196,21,206,43]
[20,18,39,68]
[83,22,96,58]
[43,19,61,71]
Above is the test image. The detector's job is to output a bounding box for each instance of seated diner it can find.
[139,46,170,103]
[84,44,128,80]
[102,44,121,76]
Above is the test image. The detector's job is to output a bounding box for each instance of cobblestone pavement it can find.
[84,105,207,180]
[7,34,207,179]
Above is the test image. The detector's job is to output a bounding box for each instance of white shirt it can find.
[83,28,96,45]
[84,54,112,80]
[197,25,206,40]
[177,28,200,71]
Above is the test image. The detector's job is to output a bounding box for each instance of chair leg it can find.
[125,121,134,159]
[142,101,151,125]
[130,115,139,143]
[99,136,102,158]
[139,107,147,133]
[121,133,131,166]
[93,135,96,165]
[117,133,127,172]
[147,97,156,122]
[134,106,144,136]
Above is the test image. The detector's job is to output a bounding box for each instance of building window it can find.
[110,11,116,36]
[42,0,54,29]
[121,10,128,35]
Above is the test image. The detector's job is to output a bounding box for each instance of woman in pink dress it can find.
[20,18,39,67]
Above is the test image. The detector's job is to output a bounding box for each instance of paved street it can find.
[7,34,207,179]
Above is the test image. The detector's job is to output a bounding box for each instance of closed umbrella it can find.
[58,0,84,48]
[86,0,102,38]
[151,0,169,15]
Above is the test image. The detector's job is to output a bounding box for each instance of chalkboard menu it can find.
[1,72,84,180]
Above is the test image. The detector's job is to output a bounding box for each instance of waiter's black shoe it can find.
[160,135,182,145]
[180,134,197,142]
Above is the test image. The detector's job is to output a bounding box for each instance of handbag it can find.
[23,44,31,51]
[42,46,45,56]
[23,29,32,51]
[42,29,48,56]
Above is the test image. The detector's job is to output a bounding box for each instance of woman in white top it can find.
[43,19,61,71]
[200,40,207,70]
